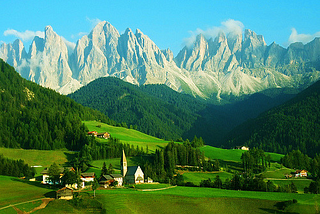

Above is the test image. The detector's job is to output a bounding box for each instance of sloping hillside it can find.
[69,77,205,141]
[0,59,111,150]
[225,80,320,157]
[69,76,297,145]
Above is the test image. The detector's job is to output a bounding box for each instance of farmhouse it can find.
[41,167,75,185]
[88,131,98,136]
[81,172,95,188]
[88,131,110,139]
[235,146,249,150]
[99,175,114,188]
[97,132,110,139]
[41,167,74,185]
[121,150,144,184]
[295,170,308,177]
[56,187,73,200]
[110,174,123,186]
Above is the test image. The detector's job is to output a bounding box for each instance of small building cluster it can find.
[41,167,95,188]
[42,150,150,200]
[235,146,249,150]
[88,131,110,139]
[285,169,308,179]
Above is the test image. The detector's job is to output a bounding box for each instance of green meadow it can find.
[93,186,318,213]
[200,145,284,162]
[83,120,169,152]
[182,171,233,185]
[0,147,75,167]
[0,176,54,211]
[0,174,317,213]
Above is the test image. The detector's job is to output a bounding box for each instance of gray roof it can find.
[100,175,113,181]
[110,174,123,178]
[41,167,73,174]
[81,172,95,177]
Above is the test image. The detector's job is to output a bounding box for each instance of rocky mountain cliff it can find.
[1,21,320,100]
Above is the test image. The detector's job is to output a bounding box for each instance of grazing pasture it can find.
[83,120,169,152]
[0,175,54,212]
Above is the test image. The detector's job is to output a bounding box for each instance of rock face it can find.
[1,21,320,100]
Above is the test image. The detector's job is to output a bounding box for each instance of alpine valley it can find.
[1,21,320,101]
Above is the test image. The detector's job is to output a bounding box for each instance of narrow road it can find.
[0,197,48,211]
[137,185,177,191]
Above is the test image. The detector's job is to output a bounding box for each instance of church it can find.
[121,150,144,184]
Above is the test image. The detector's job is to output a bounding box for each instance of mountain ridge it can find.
[225,79,320,157]
[1,21,320,101]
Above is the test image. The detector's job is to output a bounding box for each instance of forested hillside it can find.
[69,77,297,145]
[68,77,205,141]
[0,59,111,150]
[226,80,320,157]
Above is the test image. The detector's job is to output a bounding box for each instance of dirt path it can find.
[0,198,54,213]
[137,185,177,191]
[265,178,310,181]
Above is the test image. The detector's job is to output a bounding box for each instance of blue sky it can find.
[1,0,320,55]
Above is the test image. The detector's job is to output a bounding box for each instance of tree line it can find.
[0,154,35,178]
[141,138,211,182]
[0,59,113,150]
[241,148,271,173]
[199,174,298,193]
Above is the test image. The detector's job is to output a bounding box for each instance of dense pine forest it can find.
[68,77,205,141]
[226,80,320,157]
[0,59,112,150]
[68,77,296,145]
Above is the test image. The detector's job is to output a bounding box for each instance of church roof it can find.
[127,166,140,176]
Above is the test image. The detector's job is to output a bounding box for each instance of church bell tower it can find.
[121,150,127,177]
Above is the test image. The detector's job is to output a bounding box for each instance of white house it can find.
[80,172,95,188]
[295,170,308,177]
[110,174,123,186]
[41,167,73,185]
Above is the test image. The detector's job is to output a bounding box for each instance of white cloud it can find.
[61,36,76,53]
[71,32,87,39]
[183,19,245,47]
[287,28,320,45]
[4,29,44,41]
[86,17,102,28]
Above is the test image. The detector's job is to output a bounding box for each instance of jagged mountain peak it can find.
[1,22,320,101]
[243,29,266,47]
[135,28,144,35]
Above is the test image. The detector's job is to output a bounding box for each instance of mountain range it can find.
[1,21,320,101]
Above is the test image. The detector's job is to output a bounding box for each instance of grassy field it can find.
[83,120,169,152]
[182,171,233,185]
[200,146,284,162]
[1,174,317,213]
[200,146,245,162]
[93,186,318,213]
[0,175,55,212]
[0,148,75,167]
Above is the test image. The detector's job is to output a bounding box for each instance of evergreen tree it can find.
[101,162,107,176]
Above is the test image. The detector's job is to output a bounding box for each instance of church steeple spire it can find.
[121,150,127,177]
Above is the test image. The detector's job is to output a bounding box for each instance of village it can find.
[41,149,153,200]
